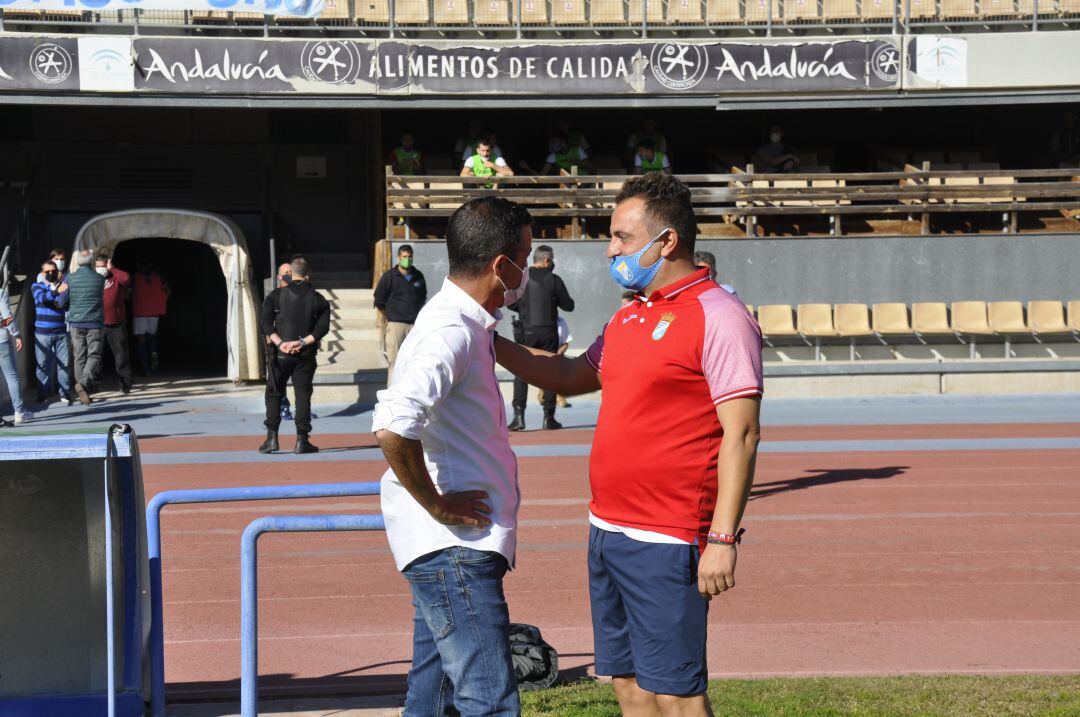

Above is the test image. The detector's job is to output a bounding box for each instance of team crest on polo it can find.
[652,312,677,341]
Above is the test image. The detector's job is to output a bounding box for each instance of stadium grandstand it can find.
[1,0,1079,393]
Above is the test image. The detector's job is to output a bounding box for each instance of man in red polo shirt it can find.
[495,172,762,716]
[96,255,134,394]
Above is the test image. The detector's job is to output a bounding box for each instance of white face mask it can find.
[769,133,782,144]
[498,256,529,307]
[54,259,66,272]
[95,267,108,276]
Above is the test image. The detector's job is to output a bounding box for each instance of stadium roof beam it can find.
[716,89,1080,111]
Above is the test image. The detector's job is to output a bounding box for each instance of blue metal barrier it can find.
[240,514,386,717]
[145,482,382,717]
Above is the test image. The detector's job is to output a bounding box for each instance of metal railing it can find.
[239,514,386,717]
[145,481,382,717]
[1,0,1077,36]
[385,167,1080,238]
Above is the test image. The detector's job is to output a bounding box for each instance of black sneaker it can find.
[294,437,320,454]
[150,352,159,372]
[542,416,563,430]
[121,380,132,395]
[36,393,48,405]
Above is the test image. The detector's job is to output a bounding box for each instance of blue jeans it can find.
[34,332,72,398]
[0,339,24,414]
[402,547,520,717]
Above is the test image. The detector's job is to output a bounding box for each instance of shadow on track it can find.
[750,466,909,501]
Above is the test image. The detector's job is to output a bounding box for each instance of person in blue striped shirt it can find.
[31,259,74,406]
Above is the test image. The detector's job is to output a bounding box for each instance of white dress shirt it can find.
[372,278,521,571]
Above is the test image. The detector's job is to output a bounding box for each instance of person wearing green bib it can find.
[460,138,514,186]
[634,138,672,175]
[388,132,425,176]
[539,134,593,176]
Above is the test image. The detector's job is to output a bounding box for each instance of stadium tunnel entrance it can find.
[72,210,262,382]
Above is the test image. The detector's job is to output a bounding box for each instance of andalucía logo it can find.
[870,43,900,84]
[649,44,708,91]
[30,44,73,84]
[301,41,361,85]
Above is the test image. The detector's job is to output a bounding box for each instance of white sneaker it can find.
[14,410,33,424]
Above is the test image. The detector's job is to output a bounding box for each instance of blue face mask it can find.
[609,228,670,291]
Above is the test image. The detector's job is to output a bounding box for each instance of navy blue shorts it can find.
[587,525,709,696]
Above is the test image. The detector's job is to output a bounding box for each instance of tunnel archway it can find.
[71,209,261,381]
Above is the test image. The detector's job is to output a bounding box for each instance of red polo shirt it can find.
[584,268,764,545]
[103,267,131,327]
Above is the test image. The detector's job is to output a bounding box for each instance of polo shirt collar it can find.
[443,277,501,330]
[646,267,711,302]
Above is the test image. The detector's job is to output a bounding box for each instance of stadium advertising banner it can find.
[0,0,323,16]
[0,36,901,96]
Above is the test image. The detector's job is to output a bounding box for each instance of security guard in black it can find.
[259,258,331,454]
[508,245,574,431]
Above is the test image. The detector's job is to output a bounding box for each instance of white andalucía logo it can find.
[141,47,289,84]
[650,44,708,91]
[714,46,857,83]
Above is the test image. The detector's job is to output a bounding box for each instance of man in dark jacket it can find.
[373,244,427,380]
[259,256,331,455]
[508,245,574,431]
[66,251,106,405]
[97,255,133,394]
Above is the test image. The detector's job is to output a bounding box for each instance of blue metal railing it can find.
[145,482,383,717]
[240,514,386,717]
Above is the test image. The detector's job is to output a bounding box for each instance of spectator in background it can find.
[0,286,31,424]
[755,124,801,173]
[453,117,484,165]
[461,129,505,164]
[374,244,427,381]
[67,251,106,405]
[32,259,72,405]
[540,134,593,175]
[97,255,133,395]
[508,244,574,431]
[389,132,425,176]
[557,117,591,153]
[635,138,671,175]
[36,248,67,283]
[132,259,170,377]
[694,250,717,281]
[625,117,668,170]
[1050,111,1080,167]
[461,137,514,181]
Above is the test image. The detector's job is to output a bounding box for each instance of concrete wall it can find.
[396,234,1080,347]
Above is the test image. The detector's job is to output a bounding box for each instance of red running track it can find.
[147,425,1080,701]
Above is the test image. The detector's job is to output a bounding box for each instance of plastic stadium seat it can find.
[952,301,993,358]
[356,0,390,22]
[1027,301,1071,336]
[988,301,1028,357]
[861,0,894,18]
[1061,0,1079,11]
[474,0,511,23]
[871,303,913,336]
[1018,0,1056,14]
[316,0,351,21]
[553,0,588,23]
[758,305,798,338]
[836,303,873,359]
[628,0,665,23]
[707,0,743,22]
[941,0,979,17]
[515,0,549,24]
[798,304,837,337]
[824,0,859,19]
[911,302,953,336]
[668,0,705,22]
[434,0,470,23]
[1069,301,1080,331]
[394,0,430,24]
[784,0,820,20]
[590,0,628,23]
[988,301,1028,332]
[745,0,778,21]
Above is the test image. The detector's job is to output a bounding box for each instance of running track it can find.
[139,409,1080,701]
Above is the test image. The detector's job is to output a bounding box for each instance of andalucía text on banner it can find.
[0,0,324,18]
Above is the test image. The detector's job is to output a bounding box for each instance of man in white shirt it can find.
[461,137,514,179]
[372,196,533,717]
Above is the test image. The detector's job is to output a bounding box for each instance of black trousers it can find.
[265,351,317,435]
[104,325,133,384]
[512,327,559,415]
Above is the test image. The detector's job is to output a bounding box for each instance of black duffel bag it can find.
[509,623,559,692]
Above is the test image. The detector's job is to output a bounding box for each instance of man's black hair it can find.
[49,248,65,259]
[621,290,638,302]
[399,244,414,255]
[637,138,655,151]
[533,245,554,264]
[615,173,698,252]
[447,197,532,280]
[290,256,310,279]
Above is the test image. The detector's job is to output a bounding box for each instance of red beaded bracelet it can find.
[707,528,745,546]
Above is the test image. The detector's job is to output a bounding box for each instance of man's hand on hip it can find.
[428,490,492,529]
[697,544,736,602]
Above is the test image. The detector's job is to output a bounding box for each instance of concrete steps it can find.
[318,286,386,375]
